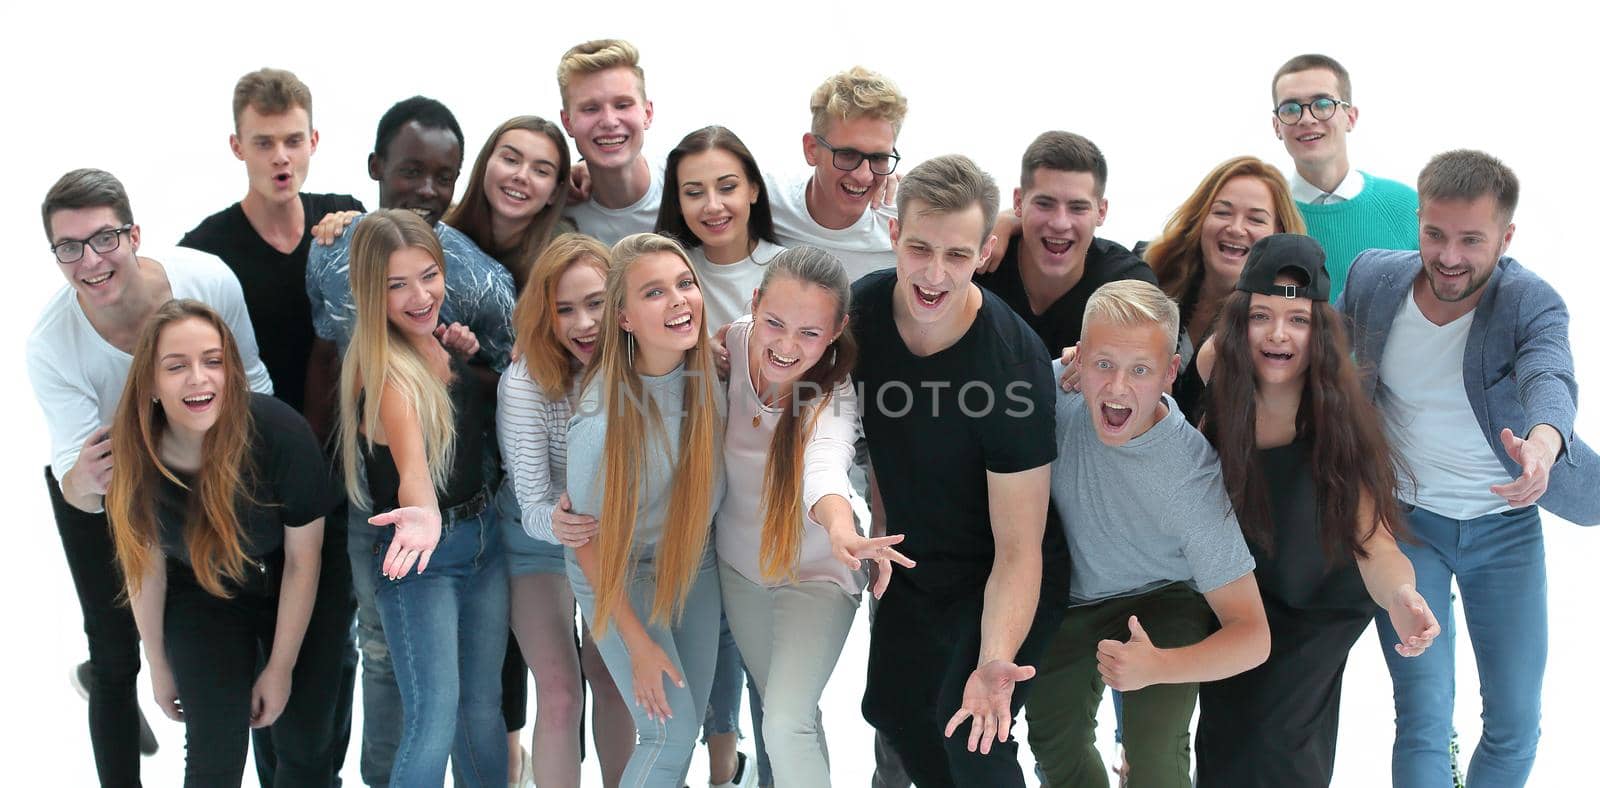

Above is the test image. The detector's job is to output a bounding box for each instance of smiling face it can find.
[154,317,228,438]
[561,67,652,172]
[1199,175,1279,288]
[49,206,142,310]
[1246,278,1313,388]
[231,105,316,207]
[676,147,759,262]
[891,201,995,328]
[384,245,446,340]
[618,251,703,370]
[484,128,561,229]
[553,261,607,365]
[1273,68,1356,172]
[1418,194,1513,308]
[749,275,845,391]
[1076,319,1180,446]
[804,114,896,224]
[372,121,462,226]
[1016,167,1106,280]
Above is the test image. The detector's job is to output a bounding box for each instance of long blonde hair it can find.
[106,300,256,599]
[338,209,457,508]
[512,233,612,398]
[583,233,721,634]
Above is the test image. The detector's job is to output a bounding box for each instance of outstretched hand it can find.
[826,526,915,599]
[1489,426,1558,508]
[1389,584,1441,658]
[369,506,442,579]
[943,660,1036,754]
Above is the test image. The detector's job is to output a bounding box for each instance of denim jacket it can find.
[1337,248,1597,525]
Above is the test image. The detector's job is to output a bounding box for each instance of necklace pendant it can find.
[752,413,763,428]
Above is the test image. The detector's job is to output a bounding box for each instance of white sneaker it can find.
[709,751,755,788]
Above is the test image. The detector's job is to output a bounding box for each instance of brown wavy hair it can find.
[753,247,858,580]
[1200,281,1406,563]
[444,116,573,290]
[582,233,722,634]
[106,300,257,599]
[1145,157,1304,326]
[513,233,613,398]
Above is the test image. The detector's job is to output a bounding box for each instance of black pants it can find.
[862,572,1069,788]
[165,550,356,787]
[251,506,359,788]
[47,466,143,788]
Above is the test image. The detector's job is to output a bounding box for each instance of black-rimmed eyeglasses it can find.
[1274,97,1351,124]
[814,135,900,176]
[51,224,133,264]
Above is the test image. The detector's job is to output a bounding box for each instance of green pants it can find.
[1024,583,1216,788]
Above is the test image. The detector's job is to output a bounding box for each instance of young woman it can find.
[656,125,784,334]
[105,299,335,787]
[444,115,574,290]
[1192,236,1440,787]
[655,123,779,787]
[717,246,913,786]
[337,209,509,787]
[497,233,634,787]
[565,232,726,786]
[1143,156,1305,418]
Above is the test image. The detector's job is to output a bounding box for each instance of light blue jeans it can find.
[569,548,722,786]
[374,509,510,787]
[347,503,402,787]
[1377,504,1547,788]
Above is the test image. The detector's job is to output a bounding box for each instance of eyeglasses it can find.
[51,224,133,264]
[1274,97,1351,124]
[814,135,900,176]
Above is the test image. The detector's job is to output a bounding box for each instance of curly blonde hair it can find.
[809,66,907,136]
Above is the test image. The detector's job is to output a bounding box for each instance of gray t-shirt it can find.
[1050,381,1254,605]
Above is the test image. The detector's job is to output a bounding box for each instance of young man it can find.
[1023,279,1270,787]
[769,65,906,282]
[28,169,273,786]
[850,154,1070,787]
[558,39,662,245]
[974,131,1156,355]
[177,67,361,788]
[1271,53,1418,300]
[303,95,515,788]
[1339,150,1598,788]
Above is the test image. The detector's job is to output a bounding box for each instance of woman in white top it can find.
[496,233,633,786]
[718,246,914,786]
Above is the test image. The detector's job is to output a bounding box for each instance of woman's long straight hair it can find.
[754,247,856,580]
[1201,285,1408,564]
[106,299,256,598]
[444,115,573,290]
[583,233,721,635]
[512,233,613,399]
[337,209,457,509]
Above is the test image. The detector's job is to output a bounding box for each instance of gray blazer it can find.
[1337,249,1597,525]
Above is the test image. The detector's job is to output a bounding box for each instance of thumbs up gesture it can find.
[1097,615,1167,692]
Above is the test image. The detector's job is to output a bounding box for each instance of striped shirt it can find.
[496,358,573,543]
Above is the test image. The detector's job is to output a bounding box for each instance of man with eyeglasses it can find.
[1272,53,1418,301]
[27,168,272,787]
[767,65,907,283]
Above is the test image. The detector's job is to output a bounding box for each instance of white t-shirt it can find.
[27,247,274,481]
[563,160,665,246]
[689,240,786,333]
[1378,288,1512,518]
[765,171,897,282]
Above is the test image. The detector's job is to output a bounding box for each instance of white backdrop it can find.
[4,1,1596,785]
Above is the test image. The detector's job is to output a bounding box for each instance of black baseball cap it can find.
[1234,233,1331,301]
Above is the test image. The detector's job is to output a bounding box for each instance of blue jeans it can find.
[1377,504,1546,788]
[569,549,723,787]
[374,509,510,787]
[348,505,402,787]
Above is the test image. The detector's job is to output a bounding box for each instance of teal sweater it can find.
[1296,171,1419,302]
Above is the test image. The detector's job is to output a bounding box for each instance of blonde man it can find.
[557,39,662,246]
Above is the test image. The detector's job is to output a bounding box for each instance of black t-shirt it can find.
[974,236,1157,356]
[156,393,338,565]
[365,358,496,513]
[1251,438,1374,613]
[850,270,1069,598]
[180,193,365,413]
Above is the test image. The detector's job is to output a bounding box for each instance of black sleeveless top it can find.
[364,358,494,513]
[1249,438,1374,614]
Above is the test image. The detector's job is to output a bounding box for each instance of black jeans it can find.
[165,547,357,786]
[47,466,143,788]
